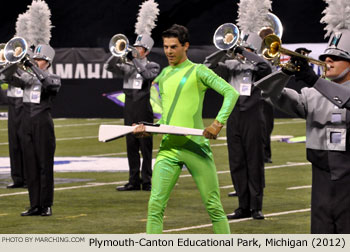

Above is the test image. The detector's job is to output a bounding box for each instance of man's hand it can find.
[293,58,319,86]
[203,120,223,139]
[23,58,34,68]
[132,123,151,138]
[234,46,244,55]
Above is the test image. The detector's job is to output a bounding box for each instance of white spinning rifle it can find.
[98,123,204,142]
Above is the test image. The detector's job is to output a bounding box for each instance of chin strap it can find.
[328,67,350,82]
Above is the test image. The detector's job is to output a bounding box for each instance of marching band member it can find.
[2,44,61,216]
[255,1,350,231]
[104,0,160,192]
[204,34,271,220]
[1,1,61,216]
[0,44,26,189]
[204,0,273,219]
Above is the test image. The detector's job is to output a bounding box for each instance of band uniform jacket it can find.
[105,56,160,124]
[256,71,350,180]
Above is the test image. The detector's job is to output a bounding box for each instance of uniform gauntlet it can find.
[203,120,223,139]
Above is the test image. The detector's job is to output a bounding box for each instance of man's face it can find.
[325,56,350,81]
[34,59,49,70]
[134,46,148,59]
[162,37,189,66]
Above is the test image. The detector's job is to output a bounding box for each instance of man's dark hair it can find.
[162,24,189,45]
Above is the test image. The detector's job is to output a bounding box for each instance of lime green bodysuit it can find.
[146,59,239,234]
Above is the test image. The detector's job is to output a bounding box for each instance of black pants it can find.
[311,165,350,233]
[261,100,274,161]
[226,105,265,210]
[22,111,55,208]
[126,134,153,186]
[7,102,26,185]
[124,96,153,187]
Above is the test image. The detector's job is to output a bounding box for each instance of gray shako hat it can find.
[32,44,55,65]
[133,34,154,51]
[319,29,350,61]
[240,32,263,53]
[133,0,159,52]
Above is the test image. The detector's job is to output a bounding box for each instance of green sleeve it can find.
[153,69,167,124]
[197,64,239,124]
[1,83,8,90]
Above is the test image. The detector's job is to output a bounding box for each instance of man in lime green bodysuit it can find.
[134,24,239,234]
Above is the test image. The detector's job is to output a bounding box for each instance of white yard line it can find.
[0,181,128,198]
[262,162,310,169]
[54,120,122,128]
[287,185,311,190]
[219,185,234,189]
[56,136,97,141]
[0,120,122,131]
[0,135,98,145]
[218,163,310,189]
[87,149,160,157]
[274,120,305,125]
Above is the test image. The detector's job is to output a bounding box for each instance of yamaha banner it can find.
[49,44,327,118]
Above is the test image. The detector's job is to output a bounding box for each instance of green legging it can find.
[146,139,230,234]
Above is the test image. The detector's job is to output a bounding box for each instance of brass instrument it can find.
[263,34,328,76]
[109,34,136,59]
[259,12,283,65]
[261,13,283,39]
[4,37,28,64]
[213,23,240,53]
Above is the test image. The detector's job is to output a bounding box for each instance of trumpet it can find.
[262,34,328,76]
[109,34,137,59]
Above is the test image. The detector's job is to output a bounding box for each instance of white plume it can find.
[15,10,33,46]
[135,0,159,35]
[28,0,52,46]
[321,0,350,38]
[237,0,272,33]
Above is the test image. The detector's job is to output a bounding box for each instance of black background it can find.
[1,0,328,48]
[0,0,329,118]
